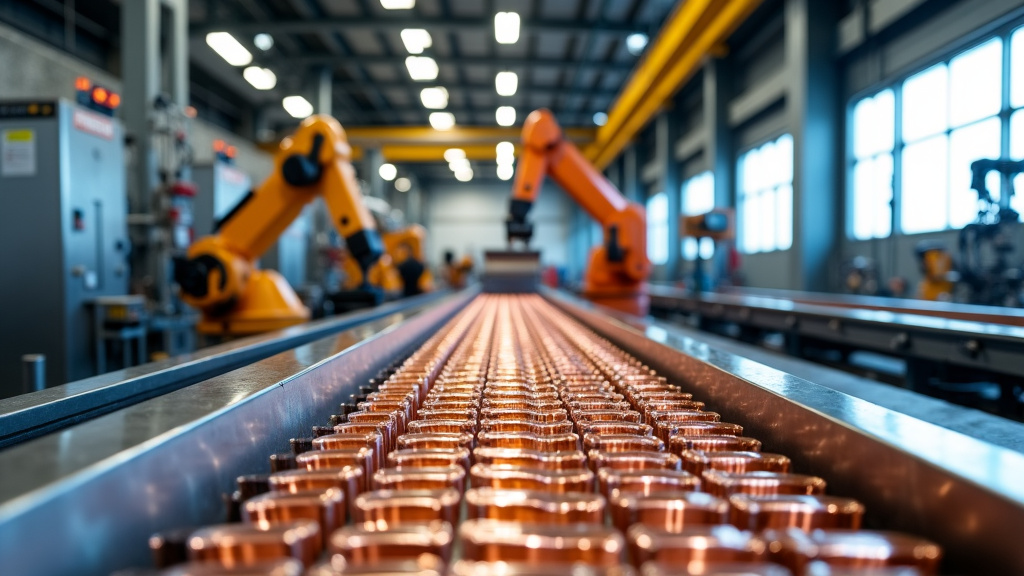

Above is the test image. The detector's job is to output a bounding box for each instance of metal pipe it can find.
[21,355,45,394]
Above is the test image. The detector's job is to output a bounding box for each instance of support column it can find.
[704,57,733,285]
[121,0,161,211]
[622,146,640,203]
[167,0,189,108]
[363,147,385,200]
[656,111,681,281]
[317,67,333,118]
[786,0,839,291]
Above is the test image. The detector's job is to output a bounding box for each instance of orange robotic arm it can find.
[176,115,384,334]
[508,109,651,314]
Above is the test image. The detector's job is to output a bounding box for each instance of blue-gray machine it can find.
[0,100,129,397]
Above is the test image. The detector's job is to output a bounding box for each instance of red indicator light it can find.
[92,87,108,105]
[75,77,91,91]
[226,145,237,159]
[108,93,121,108]
[213,139,226,152]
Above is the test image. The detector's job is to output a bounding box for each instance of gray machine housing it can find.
[192,162,309,289]
[0,100,129,396]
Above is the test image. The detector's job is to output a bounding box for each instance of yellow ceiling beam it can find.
[374,144,522,163]
[585,0,763,170]
[343,125,595,146]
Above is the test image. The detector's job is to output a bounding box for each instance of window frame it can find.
[737,133,794,254]
[845,21,1024,240]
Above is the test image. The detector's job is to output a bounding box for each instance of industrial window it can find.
[737,134,793,254]
[681,171,716,260]
[848,27,1024,239]
[646,191,669,265]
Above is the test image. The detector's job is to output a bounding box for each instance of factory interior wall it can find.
[0,22,274,183]
[423,182,571,271]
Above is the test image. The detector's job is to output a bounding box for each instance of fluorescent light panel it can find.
[420,87,449,109]
[401,29,432,54]
[449,158,471,172]
[429,112,455,130]
[444,148,466,162]
[243,66,277,90]
[379,163,397,181]
[381,0,415,8]
[206,32,252,66]
[497,164,514,181]
[406,56,439,81]
[455,169,473,182]
[626,33,648,56]
[282,95,313,118]
[496,106,516,127]
[395,177,412,192]
[496,141,515,159]
[495,12,520,44]
[495,71,518,96]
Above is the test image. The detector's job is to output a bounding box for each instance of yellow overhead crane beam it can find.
[585,0,763,170]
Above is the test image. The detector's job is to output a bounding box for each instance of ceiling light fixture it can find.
[449,158,471,172]
[625,33,648,56]
[593,112,608,126]
[243,66,277,90]
[496,141,515,160]
[429,111,456,130]
[206,32,252,66]
[444,148,466,163]
[455,169,474,182]
[497,164,514,181]
[253,33,274,51]
[420,87,449,109]
[495,71,518,96]
[401,29,432,54]
[380,0,415,9]
[494,12,520,44]
[282,95,314,118]
[379,163,398,181]
[495,106,516,127]
[405,56,439,81]
[395,177,412,192]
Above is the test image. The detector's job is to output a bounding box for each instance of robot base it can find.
[197,269,310,335]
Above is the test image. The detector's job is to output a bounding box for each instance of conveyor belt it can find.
[1,290,1022,575]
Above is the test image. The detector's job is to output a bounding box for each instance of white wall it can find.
[0,22,273,182]
[423,182,572,269]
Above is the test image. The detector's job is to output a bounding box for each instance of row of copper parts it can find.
[142,295,943,576]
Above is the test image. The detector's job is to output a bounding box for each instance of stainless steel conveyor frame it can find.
[0,288,1022,575]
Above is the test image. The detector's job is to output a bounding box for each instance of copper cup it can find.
[702,471,827,498]
[346,412,398,452]
[568,401,635,413]
[417,408,480,422]
[575,410,643,425]
[450,560,637,576]
[306,556,444,576]
[268,468,363,520]
[626,524,766,568]
[609,490,729,533]
[242,488,345,548]
[407,419,477,436]
[465,487,606,523]
[479,408,569,423]
[584,434,665,453]
[638,399,707,413]
[657,422,743,442]
[329,520,453,564]
[597,468,701,498]
[476,431,580,452]
[313,433,382,473]
[373,465,466,492]
[296,448,375,491]
[477,419,575,435]
[420,400,480,412]
[669,435,762,455]
[354,488,461,526]
[481,398,565,411]
[187,521,320,567]
[396,432,475,451]
[588,450,683,472]
[469,464,594,493]
[579,422,655,437]
[459,519,625,566]
[729,494,864,532]
[638,560,792,576]
[762,528,942,575]
[160,559,305,575]
[681,451,791,476]
[333,424,389,455]
[386,448,471,472]
[473,447,588,470]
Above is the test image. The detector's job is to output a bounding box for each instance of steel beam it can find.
[256,54,635,72]
[191,17,646,37]
[121,0,160,210]
[342,125,595,146]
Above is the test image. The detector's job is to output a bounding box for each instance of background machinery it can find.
[506,108,651,315]
[174,115,384,335]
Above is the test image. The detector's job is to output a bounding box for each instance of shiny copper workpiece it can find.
[609,491,729,533]
[579,422,655,437]
[729,494,865,532]
[243,489,345,549]
[680,450,791,476]
[476,431,580,451]
[598,468,702,498]
[385,447,472,471]
[406,419,477,436]
[465,487,606,523]
[268,468,363,519]
[701,471,828,498]
[187,520,321,567]
[469,464,594,493]
[329,521,453,564]
[626,524,767,568]
[588,450,683,471]
[459,519,625,566]
[296,448,374,491]
[473,447,588,470]
[638,561,792,576]
[395,432,475,451]
[450,560,638,576]
[762,528,942,575]
[313,433,382,473]
[161,559,305,575]
[372,465,466,492]
[477,419,575,435]
[306,557,445,576]
[669,435,762,455]
[353,488,461,525]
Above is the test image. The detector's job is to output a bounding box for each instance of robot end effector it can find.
[506,198,534,246]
